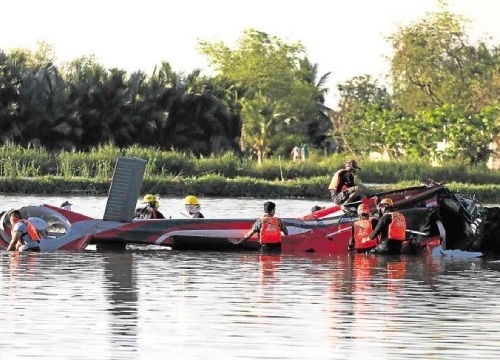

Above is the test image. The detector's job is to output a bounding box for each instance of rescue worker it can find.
[7,210,41,252]
[367,198,407,255]
[184,195,204,218]
[348,203,379,253]
[134,194,165,219]
[230,201,288,253]
[328,159,362,211]
[60,200,73,211]
[311,205,325,213]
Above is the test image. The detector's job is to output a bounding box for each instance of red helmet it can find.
[345,159,361,170]
[357,203,370,215]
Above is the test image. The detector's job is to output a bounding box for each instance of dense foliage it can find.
[0,49,244,156]
[199,29,330,163]
[0,4,499,168]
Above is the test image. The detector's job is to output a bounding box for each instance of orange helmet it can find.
[379,198,393,207]
[357,203,370,215]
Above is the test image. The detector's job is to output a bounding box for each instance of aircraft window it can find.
[19,206,70,239]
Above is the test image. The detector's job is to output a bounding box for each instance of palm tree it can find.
[297,58,332,147]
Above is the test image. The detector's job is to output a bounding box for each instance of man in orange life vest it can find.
[367,198,407,255]
[347,203,379,253]
[231,201,288,252]
[7,210,41,252]
[328,159,362,210]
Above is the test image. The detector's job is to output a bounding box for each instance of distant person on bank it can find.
[290,145,300,162]
[301,144,309,161]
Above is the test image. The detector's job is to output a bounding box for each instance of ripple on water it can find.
[1,245,500,359]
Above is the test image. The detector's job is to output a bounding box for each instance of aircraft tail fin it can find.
[103,157,147,222]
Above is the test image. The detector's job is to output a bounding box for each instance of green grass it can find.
[0,144,499,203]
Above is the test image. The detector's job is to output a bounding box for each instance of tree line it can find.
[1,4,499,166]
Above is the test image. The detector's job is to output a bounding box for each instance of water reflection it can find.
[258,253,281,286]
[2,245,500,359]
[6,252,40,277]
[101,251,138,357]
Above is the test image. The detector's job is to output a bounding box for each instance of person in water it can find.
[230,201,288,252]
[184,195,204,218]
[7,210,41,252]
[60,200,73,211]
[348,203,379,253]
[134,194,165,219]
[311,205,325,213]
[367,198,407,255]
[328,159,362,211]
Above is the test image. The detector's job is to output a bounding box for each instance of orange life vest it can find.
[14,220,41,250]
[387,212,406,241]
[328,169,348,192]
[259,216,282,244]
[353,219,379,250]
[22,220,41,242]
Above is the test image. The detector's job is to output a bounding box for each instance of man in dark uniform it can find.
[368,198,407,255]
[134,194,165,219]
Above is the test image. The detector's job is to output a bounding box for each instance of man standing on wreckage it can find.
[328,159,363,212]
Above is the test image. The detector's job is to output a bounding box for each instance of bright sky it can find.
[2,0,499,107]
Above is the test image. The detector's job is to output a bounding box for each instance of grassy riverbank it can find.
[2,175,500,204]
[1,144,499,203]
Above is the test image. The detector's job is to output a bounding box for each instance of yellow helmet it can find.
[184,195,200,205]
[142,194,156,203]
